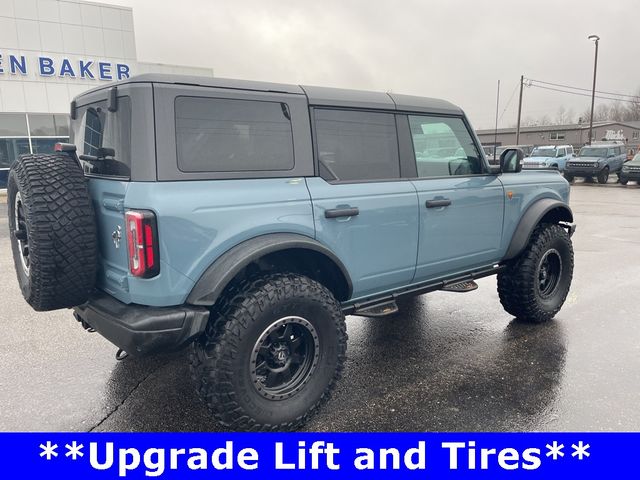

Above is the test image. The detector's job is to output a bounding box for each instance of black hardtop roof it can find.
[77,73,463,115]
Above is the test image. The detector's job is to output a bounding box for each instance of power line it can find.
[525,77,640,101]
[498,81,519,121]
[527,83,640,104]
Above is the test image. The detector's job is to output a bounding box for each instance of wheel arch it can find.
[503,199,574,261]
[186,233,353,306]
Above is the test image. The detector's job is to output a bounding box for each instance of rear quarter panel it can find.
[124,179,315,306]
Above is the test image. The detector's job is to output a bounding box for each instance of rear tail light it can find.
[125,210,160,278]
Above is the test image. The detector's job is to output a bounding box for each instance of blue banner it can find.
[0,432,636,478]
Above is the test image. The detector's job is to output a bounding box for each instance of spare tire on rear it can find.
[7,153,97,311]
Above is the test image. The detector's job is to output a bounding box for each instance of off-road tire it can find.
[618,176,628,185]
[597,167,609,184]
[497,223,573,323]
[189,273,347,431]
[563,173,574,183]
[7,154,97,311]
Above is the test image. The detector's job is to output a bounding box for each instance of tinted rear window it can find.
[175,97,295,172]
[72,97,132,178]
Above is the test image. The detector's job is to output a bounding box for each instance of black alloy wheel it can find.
[537,249,563,299]
[250,316,320,400]
[12,192,31,276]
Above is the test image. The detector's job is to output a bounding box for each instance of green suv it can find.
[619,153,640,185]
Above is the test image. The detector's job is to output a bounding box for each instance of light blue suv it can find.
[7,74,576,430]
[523,145,575,171]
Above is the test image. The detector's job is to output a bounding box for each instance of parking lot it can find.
[0,180,639,432]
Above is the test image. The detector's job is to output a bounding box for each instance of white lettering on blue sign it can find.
[0,52,131,80]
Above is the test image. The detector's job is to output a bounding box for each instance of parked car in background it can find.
[523,145,574,171]
[485,145,534,165]
[482,145,497,164]
[503,144,534,157]
[619,153,640,185]
[564,144,627,184]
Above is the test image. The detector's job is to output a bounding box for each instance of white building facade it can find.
[0,0,213,188]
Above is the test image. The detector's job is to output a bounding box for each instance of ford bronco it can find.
[564,143,627,184]
[7,74,575,430]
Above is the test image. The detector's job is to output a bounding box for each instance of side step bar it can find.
[440,280,479,293]
[342,264,503,316]
[353,300,399,318]
[351,280,480,317]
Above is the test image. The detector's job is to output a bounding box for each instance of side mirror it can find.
[500,148,524,173]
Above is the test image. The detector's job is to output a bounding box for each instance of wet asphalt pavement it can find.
[0,181,639,432]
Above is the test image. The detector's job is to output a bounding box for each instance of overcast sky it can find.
[100,0,640,129]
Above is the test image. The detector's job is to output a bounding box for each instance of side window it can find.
[408,115,482,177]
[175,97,294,172]
[314,109,400,182]
[77,97,132,178]
[83,108,103,157]
[557,147,566,157]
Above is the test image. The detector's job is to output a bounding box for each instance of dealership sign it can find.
[0,52,130,81]
[604,129,625,141]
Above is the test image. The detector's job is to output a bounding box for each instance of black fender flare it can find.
[503,199,574,261]
[186,233,353,306]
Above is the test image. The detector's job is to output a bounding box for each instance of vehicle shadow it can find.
[97,295,566,432]
[307,295,567,431]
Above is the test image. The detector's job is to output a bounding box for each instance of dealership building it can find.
[477,120,640,150]
[0,0,213,189]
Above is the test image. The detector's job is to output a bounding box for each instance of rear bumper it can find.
[73,293,209,356]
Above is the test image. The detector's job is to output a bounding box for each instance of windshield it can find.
[631,153,640,164]
[530,147,556,157]
[579,147,608,158]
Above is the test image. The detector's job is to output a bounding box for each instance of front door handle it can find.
[325,207,360,219]
[425,198,452,208]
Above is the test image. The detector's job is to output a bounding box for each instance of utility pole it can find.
[588,35,600,145]
[494,80,500,159]
[516,75,524,145]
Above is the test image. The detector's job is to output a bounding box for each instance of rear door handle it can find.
[425,198,452,208]
[325,207,360,218]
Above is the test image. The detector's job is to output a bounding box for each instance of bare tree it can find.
[593,104,610,122]
[556,106,568,125]
[566,107,575,124]
[539,114,551,126]
[608,101,626,122]
[623,88,640,121]
[520,88,640,126]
